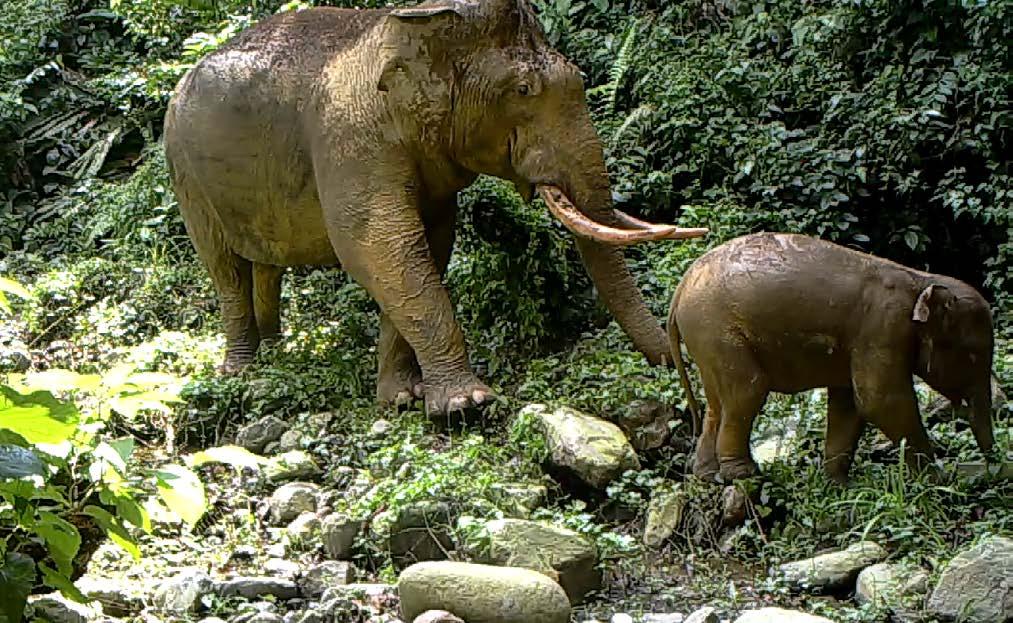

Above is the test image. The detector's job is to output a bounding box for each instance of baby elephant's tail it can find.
[667,288,702,437]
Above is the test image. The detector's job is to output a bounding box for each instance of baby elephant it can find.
[668,232,996,483]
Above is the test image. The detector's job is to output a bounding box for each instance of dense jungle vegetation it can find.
[1,0,1010,621]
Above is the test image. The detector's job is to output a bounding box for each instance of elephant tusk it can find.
[612,209,666,231]
[536,185,709,246]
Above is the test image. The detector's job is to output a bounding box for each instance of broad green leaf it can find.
[108,437,135,464]
[0,552,35,623]
[82,506,141,560]
[92,442,128,475]
[155,465,206,527]
[0,387,79,445]
[113,494,152,533]
[0,445,45,479]
[123,372,181,388]
[188,445,267,470]
[38,562,88,603]
[35,512,81,576]
[109,394,175,419]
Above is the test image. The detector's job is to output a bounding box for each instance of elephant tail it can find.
[667,287,702,437]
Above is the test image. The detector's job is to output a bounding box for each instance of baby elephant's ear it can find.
[912,284,949,322]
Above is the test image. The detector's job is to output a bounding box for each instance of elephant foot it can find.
[218,353,254,375]
[377,365,424,408]
[719,457,759,482]
[692,457,721,483]
[424,375,495,417]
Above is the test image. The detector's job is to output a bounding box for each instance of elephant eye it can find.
[517,83,531,96]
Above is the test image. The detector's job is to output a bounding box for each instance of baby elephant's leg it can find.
[692,379,722,481]
[824,387,865,484]
[714,342,768,481]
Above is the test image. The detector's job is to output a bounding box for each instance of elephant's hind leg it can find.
[824,387,865,484]
[253,263,284,345]
[714,342,769,481]
[693,376,722,481]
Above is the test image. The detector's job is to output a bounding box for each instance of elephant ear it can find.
[378,1,478,93]
[912,284,950,323]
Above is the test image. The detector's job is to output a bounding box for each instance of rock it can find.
[269,482,320,524]
[953,461,1013,481]
[927,535,1013,623]
[217,576,300,600]
[643,615,685,623]
[389,501,456,570]
[236,415,288,453]
[320,583,398,611]
[734,608,832,623]
[413,611,465,623]
[611,615,634,623]
[684,606,717,623]
[278,429,304,453]
[199,618,228,623]
[523,404,640,490]
[470,518,599,604]
[616,400,674,451]
[752,436,796,467]
[266,450,322,482]
[322,513,361,560]
[643,484,687,548]
[778,541,887,590]
[29,594,102,623]
[246,615,283,623]
[264,558,302,579]
[398,561,571,623]
[489,482,548,518]
[854,562,928,622]
[153,569,215,615]
[301,561,356,598]
[287,511,321,540]
[74,577,144,617]
[0,338,31,372]
[721,485,748,528]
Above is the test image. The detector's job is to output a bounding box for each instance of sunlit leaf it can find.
[38,562,88,603]
[188,445,266,470]
[0,387,79,444]
[155,465,206,527]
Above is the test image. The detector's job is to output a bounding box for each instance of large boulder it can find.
[388,501,456,570]
[734,608,832,623]
[926,535,1013,622]
[269,482,320,524]
[236,416,288,453]
[153,569,216,615]
[778,541,887,590]
[321,513,361,560]
[266,450,322,483]
[615,400,674,451]
[469,518,599,604]
[522,404,639,490]
[643,484,687,549]
[855,562,929,617]
[398,561,571,623]
[300,561,356,598]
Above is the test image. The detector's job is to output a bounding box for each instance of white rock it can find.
[734,608,832,623]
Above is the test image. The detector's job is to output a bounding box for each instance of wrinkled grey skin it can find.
[164,0,676,415]
[668,233,996,484]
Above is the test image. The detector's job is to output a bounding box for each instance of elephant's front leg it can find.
[376,201,457,407]
[325,184,491,415]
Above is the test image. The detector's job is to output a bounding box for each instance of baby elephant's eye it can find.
[517,83,531,96]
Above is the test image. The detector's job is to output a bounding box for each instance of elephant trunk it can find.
[562,152,673,366]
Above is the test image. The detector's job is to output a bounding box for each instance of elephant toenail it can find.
[448,396,469,412]
[472,389,487,404]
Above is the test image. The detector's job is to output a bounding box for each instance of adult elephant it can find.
[164,0,706,415]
